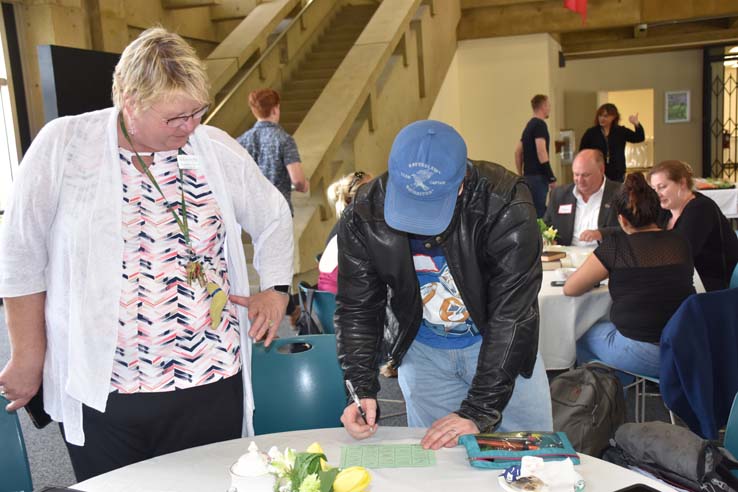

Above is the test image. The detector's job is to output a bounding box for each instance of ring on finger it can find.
[268,319,273,327]
[0,388,6,398]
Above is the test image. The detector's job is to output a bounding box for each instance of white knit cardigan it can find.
[0,107,294,445]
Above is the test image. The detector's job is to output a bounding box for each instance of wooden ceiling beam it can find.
[563,26,738,60]
[162,0,221,9]
[461,0,542,8]
[459,0,738,40]
[641,0,738,24]
[459,0,642,40]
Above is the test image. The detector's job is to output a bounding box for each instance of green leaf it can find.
[290,453,327,491]
[318,468,339,492]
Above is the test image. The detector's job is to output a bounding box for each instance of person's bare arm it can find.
[286,162,309,193]
[514,141,524,176]
[563,255,608,297]
[0,293,47,411]
[535,138,549,164]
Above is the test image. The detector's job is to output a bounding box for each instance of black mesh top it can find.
[594,230,695,343]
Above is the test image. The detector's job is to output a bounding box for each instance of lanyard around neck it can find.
[119,115,191,246]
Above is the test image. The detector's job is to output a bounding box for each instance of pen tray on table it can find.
[459,431,579,469]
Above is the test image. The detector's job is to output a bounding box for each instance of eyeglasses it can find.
[160,105,209,128]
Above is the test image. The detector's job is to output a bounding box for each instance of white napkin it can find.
[520,456,585,492]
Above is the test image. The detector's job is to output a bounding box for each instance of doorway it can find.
[599,89,655,173]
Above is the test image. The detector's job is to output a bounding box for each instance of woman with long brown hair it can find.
[580,103,645,183]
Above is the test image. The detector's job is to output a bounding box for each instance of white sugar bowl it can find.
[229,442,274,492]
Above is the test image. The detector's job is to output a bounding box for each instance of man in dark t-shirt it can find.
[515,94,556,217]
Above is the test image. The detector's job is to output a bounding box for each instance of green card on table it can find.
[340,444,436,468]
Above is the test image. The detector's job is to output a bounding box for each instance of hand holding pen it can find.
[341,379,378,440]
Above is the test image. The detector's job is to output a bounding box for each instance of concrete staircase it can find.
[279,3,376,134]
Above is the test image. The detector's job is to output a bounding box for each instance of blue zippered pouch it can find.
[459,431,580,469]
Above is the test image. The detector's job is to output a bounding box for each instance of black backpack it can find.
[604,422,738,492]
[550,362,626,457]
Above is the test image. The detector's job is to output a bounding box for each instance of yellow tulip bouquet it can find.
[537,218,558,247]
[267,442,371,492]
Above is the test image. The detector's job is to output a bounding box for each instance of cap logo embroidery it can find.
[401,162,446,196]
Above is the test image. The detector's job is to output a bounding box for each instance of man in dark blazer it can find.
[543,149,621,246]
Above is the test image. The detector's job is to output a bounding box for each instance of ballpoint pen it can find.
[345,379,369,425]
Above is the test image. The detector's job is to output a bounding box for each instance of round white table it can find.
[74,427,675,492]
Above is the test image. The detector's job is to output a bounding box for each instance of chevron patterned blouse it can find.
[111,145,241,393]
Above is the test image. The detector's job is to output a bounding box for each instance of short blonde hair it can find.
[112,27,210,110]
[327,171,371,217]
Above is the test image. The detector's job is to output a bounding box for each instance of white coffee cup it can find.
[568,249,593,268]
[553,267,577,282]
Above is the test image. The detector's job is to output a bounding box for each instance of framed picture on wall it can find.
[665,90,690,123]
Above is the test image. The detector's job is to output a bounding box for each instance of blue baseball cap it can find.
[384,120,467,235]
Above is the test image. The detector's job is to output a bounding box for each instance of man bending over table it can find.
[544,149,622,246]
[335,120,552,450]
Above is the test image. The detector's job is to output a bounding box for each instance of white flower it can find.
[268,447,296,478]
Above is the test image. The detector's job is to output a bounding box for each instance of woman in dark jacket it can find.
[580,103,645,182]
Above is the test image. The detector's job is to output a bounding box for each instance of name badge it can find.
[177,155,200,170]
[558,204,573,214]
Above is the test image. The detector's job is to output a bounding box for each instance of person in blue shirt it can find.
[237,89,309,214]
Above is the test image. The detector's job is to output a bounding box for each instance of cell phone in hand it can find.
[25,387,52,429]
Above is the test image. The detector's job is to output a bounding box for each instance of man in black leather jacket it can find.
[336,121,552,450]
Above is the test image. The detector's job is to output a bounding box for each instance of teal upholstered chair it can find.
[0,396,33,492]
[730,263,738,289]
[251,335,345,434]
[298,283,337,334]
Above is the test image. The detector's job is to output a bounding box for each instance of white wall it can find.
[430,34,561,174]
[428,52,461,132]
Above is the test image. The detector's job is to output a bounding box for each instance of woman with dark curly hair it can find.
[580,103,645,183]
[564,173,695,381]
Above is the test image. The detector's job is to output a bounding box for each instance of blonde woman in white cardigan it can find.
[0,27,293,481]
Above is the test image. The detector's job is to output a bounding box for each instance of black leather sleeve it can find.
[334,208,387,401]
[456,183,543,432]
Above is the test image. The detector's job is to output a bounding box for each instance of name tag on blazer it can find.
[558,204,573,214]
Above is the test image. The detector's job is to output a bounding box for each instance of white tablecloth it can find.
[538,269,611,370]
[75,427,675,492]
[701,188,738,218]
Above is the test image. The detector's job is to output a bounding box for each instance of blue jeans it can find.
[524,174,549,218]
[576,320,660,386]
[397,340,553,432]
